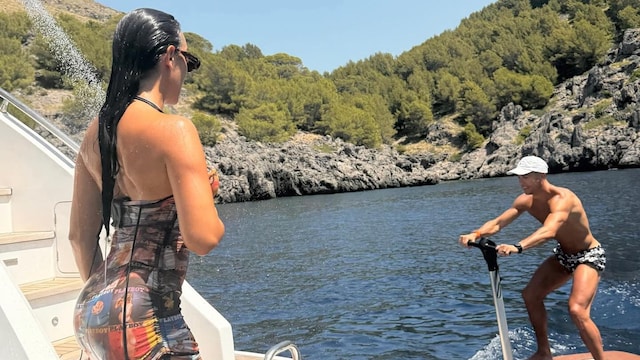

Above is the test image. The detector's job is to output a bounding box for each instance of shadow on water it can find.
[189,169,640,360]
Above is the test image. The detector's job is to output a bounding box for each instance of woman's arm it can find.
[69,151,104,281]
[164,116,225,255]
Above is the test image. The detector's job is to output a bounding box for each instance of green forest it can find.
[1,0,638,150]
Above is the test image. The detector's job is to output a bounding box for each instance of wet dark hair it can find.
[98,8,181,236]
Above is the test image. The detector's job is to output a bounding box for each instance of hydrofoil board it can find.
[553,350,640,359]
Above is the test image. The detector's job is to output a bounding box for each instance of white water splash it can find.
[600,281,640,307]
[469,327,541,360]
[20,0,105,119]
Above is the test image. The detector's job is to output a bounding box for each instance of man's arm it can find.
[459,195,527,247]
[518,195,570,251]
[495,192,571,256]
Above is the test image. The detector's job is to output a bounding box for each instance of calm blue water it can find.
[188,169,640,359]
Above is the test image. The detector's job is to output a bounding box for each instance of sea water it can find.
[189,169,640,359]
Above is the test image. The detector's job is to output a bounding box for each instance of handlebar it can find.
[467,237,499,271]
[467,238,496,251]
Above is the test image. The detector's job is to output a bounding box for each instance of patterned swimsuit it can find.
[74,196,201,359]
[553,243,606,273]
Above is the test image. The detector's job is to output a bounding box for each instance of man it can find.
[459,156,606,360]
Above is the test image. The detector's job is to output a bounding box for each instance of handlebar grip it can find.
[467,237,499,271]
[467,238,496,250]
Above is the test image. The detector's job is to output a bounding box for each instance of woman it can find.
[69,8,224,359]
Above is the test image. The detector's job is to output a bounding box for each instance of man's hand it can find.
[459,232,480,248]
[495,244,519,256]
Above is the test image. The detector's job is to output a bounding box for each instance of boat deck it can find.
[18,278,286,360]
[50,336,283,360]
[19,277,84,301]
[53,336,84,360]
[554,351,640,359]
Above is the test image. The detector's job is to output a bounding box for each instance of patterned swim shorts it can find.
[553,244,606,273]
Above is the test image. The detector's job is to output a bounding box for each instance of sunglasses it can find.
[176,48,200,72]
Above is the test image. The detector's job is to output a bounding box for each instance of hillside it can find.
[204,29,640,202]
[5,0,118,21]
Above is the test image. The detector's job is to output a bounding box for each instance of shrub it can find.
[192,111,222,147]
[583,116,622,130]
[462,122,484,150]
[515,125,532,145]
[236,103,295,143]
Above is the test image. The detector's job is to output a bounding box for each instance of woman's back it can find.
[69,8,224,359]
[79,99,224,257]
[82,102,180,201]
[74,104,221,358]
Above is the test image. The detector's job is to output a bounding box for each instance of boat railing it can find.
[0,87,79,161]
[264,341,301,360]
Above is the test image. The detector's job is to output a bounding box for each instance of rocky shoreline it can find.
[208,131,440,203]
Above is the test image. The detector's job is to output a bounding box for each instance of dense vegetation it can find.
[1,0,638,150]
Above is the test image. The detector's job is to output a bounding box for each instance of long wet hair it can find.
[99,8,181,236]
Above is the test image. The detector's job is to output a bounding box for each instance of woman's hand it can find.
[208,168,220,197]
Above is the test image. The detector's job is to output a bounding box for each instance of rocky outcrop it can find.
[459,27,640,176]
[209,29,640,202]
[208,131,439,203]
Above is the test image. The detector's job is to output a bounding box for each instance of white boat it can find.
[0,87,300,360]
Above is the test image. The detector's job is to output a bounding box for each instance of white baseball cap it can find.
[507,156,548,175]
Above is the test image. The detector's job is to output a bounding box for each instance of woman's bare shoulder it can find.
[150,114,199,149]
[127,114,203,165]
[118,111,198,147]
[80,118,98,147]
[162,114,198,133]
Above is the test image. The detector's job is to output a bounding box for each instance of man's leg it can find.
[522,256,571,360]
[569,264,604,360]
